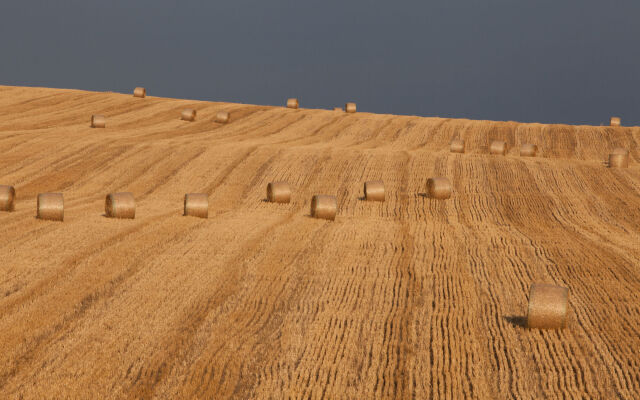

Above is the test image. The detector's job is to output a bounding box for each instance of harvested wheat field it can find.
[0,85,639,399]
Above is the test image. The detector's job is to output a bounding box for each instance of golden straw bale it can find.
[345,102,357,113]
[215,111,230,124]
[527,283,569,329]
[520,143,538,157]
[333,107,343,112]
[267,182,291,203]
[181,109,196,121]
[105,192,135,219]
[310,195,337,221]
[609,153,629,168]
[426,177,452,200]
[364,180,385,202]
[37,193,64,221]
[0,185,16,212]
[612,147,629,156]
[133,87,146,98]
[450,139,465,154]
[184,193,208,218]
[91,115,106,128]
[610,117,621,126]
[286,98,299,109]
[489,140,507,155]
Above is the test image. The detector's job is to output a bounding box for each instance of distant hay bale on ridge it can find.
[0,185,16,212]
[267,182,291,203]
[286,98,299,109]
[609,153,629,168]
[610,117,621,127]
[310,195,337,220]
[37,193,64,221]
[105,192,135,219]
[527,283,569,329]
[489,140,507,155]
[215,111,230,124]
[133,87,146,98]
[91,115,106,128]
[520,143,538,157]
[333,107,343,112]
[345,102,357,113]
[450,139,465,154]
[184,193,208,218]
[426,177,451,200]
[364,180,385,202]
[181,109,196,121]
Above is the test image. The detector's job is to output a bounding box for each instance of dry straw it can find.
[184,193,208,218]
[215,111,230,124]
[181,109,196,121]
[37,193,64,221]
[133,87,146,98]
[490,140,507,155]
[520,143,538,157]
[105,192,136,219]
[609,153,629,168]
[286,98,299,109]
[91,115,106,128]
[450,139,465,154]
[267,182,291,203]
[0,185,16,212]
[612,147,629,156]
[426,177,452,200]
[345,102,357,113]
[527,283,569,329]
[610,117,621,127]
[364,180,385,202]
[333,107,343,112]
[310,195,337,220]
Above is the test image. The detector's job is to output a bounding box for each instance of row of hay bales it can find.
[450,139,631,167]
[286,98,357,113]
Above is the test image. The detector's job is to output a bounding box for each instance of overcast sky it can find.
[1,1,638,125]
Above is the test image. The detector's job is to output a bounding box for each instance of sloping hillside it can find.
[0,86,639,399]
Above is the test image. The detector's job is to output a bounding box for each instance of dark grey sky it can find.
[1,1,638,125]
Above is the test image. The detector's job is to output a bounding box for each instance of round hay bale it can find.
[286,98,299,109]
[0,185,16,212]
[450,139,465,154]
[91,115,106,128]
[345,102,357,113]
[133,87,146,98]
[333,107,343,112]
[527,283,569,329]
[609,153,629,168]
[520,143,538,157]
[105,192,135,219]
[181,109,196,121]
[364,180,384,202]
[37,193,64,221]
[184,193,208,218]
[610,117,621,127]
[612,147,629,156]
[267,182,291,203]
[310,195,337,221]
[426,177,452,200]
[215,111,230,124]
[489,140,507,155]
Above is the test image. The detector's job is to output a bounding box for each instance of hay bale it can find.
[333,107,343,112]
[610,117,621,127]
[184,193,208,218]
[527,283,569,329]
[286,98,299,109]
[520,143,538,157]
[612,147,629,156]
[310,195,337,220]
[426,177,452,200]
[215,111,230,124]
[450,139,465,154]
[267,182,291,203]
[489,140,507,155]
[345,102,357,113]
[0,185,16,212]
[181,109,196,121]
[37,193,64,221]
[609,153,629,168]
[133,87,146,98]
[91,115,106,128]
[105,192,135,219]
[364,180,384,202]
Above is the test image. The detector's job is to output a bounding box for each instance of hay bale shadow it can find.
[504,315,527,328]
